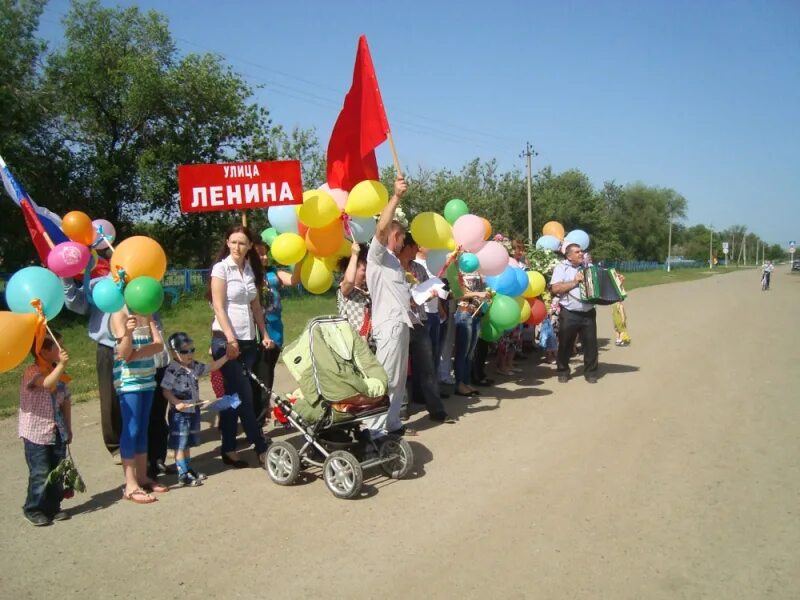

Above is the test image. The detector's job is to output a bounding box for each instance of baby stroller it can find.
[248,316,414,499]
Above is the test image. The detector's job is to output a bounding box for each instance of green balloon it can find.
[261,227,279,246]
[488,293,520,331]
[447,262,463,298]
[480,318,501,342]
[124,276,164,315]
[444,198,469,225]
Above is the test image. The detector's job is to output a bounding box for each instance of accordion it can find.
[579,266,627,305]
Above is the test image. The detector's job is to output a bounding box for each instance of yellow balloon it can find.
[112,236,167,282]
[300,255,333,294]
[271,233,306,265]
[0,312,40,374]
[523,271,546,298]
[447,237,456,251]
[542,221,565,240]
[345,180,388,217]
[299,190,339,228]
[410,212,453,250]
[515,297,532,325]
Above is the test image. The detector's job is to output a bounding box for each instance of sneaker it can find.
[111,451,122,465]
[52,510,71,522]
[24,512,52,527]
[430,412,456,424]
[188,469,207,481]
[178,472,203,487]
[557,373,570,383]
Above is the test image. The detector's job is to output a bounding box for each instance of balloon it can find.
[565,229,591,250]
[261,227,279,246]
[111,236,167,282]
[124,276,164,315]
[516,297,532,325]
[271,233,306,265]
[91,219,116,250]
[542,221,565,240]
[452,214,488,253]
[348,216,376,243]
[298,190,339,228]
[319,183,349,210]
[480,318,501,342]
[306,219,344,258]
[0,312,41,374]
[426,249,450,275]
[512,268,530,297]
[47,242,91,278]
[300,255,333,294]
[92,277,125,313]
[458,252,480,273]
[443,198,469,225]
[267,205,299,234]
[475,241,509,276]
[62,211,95,245]
[522,271,547,298]
[485,267,517,296]
[536,235,562,252]
[334,237,352,258]
[410,212,453,250]
[529,298,547,325]
[345,180,388,217]
[481,217,492,240]
[488,294,521,331]
[446,262,463,298]
[5,266,64,321]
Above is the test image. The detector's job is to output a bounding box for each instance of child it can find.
[612,302,631,346]
[161,332,229,486]
[18,332,72,526]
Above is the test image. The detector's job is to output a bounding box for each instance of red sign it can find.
[178,160,303,214]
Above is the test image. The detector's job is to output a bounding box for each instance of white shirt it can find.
[414,258,440,314]
[366,236,417,328]
[211,255,257,340]
[550,260,594,312]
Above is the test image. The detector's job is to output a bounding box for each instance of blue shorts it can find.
[168,409,201,450]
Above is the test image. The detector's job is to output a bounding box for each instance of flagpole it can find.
[386,131,403,178]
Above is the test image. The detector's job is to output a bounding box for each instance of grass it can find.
[622,265,739,291]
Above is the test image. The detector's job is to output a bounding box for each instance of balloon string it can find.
[340,212,353,239]
[29,299,63,352]
[45,323,63,352]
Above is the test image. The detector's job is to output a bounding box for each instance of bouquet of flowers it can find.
[525,245,561,278]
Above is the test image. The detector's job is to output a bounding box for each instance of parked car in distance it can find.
[791,260,800,271]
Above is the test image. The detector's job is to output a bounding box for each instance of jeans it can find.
[424,315,441,374]
[409,324,446,417]
[211,337,268,455]
[118,390,155,459]
[23,435,66,518]
[557,308,598,376]
[454,310,481,386]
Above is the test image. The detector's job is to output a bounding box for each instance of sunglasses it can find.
[177,348,195,355]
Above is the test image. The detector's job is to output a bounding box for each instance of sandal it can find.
[122,487,157,504]
[141,480,170,494]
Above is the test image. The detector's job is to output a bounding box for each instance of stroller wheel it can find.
[322,451,363,499]
[265,441,301,486]
[378,435,415,479]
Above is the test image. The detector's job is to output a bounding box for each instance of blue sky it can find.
[39,0,799,245]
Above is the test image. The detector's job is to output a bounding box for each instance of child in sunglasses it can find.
[161,332,229,486]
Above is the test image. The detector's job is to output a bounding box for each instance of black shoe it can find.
[188,469,207,481]
[156,459,177,475]
[430,412,456,424]
[178,472,203,487]
[474,378,494,386]
[439,391,450,399]
[52,510,71,521]
[558,373,570,383]
[221,454,248,468]
[24,512,52,527]
[585,375,598,384]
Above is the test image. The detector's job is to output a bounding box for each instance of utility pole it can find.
[520,142,537,243]
[709,226,714,268]
[666,214,673,272]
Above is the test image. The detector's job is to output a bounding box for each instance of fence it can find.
[603,260,708,272]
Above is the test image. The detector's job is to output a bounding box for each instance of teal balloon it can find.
[5,266,64,320]
[488,293,521,331]
[261,227,279,246]
[92,277,125,313]
[480,318,501,342]
[443,198,469,225]
[458,252,480,273]
[123,276,164,315]
[349,216,377,243]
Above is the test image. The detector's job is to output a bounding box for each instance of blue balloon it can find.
[511,268,530,296]
[536,235,561,252]
[5,266,64,321]
[426,250,450,275]
[267,205,299,234]
[485,267,520,296]
[349,216,376,243]
[565,229,590,250]
[92,277,125,313]
[458,252,480,273]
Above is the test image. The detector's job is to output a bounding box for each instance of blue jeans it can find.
[424,316,441,374]
[211,337,267,455]
[454,310,481,386]
[118,390,154,460]
[23,435,66,518]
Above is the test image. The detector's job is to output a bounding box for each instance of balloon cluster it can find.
[262,180,388,294]
[535,221,590,253]
[94,236,168,315]
[47,211,116,279]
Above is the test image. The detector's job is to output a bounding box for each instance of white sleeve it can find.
[367,236,387,264]
[550,264,568,286]
[210,261,227,281]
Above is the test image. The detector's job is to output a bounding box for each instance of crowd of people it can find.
[17,176,630,523]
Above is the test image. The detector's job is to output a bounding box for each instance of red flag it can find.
[326,35,390,192]
[20,199,53,264]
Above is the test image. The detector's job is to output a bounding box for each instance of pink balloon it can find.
[318,183,348,210]
[47,241,91,278]
[476,241,509,276]
[452,214,487,253]
[508,257,520,268]
[92,219,116,250]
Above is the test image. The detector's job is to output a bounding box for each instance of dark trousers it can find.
[424,316,441,374]
[211,338,268,455]
[472,338,489,383]
[557,308,598,376]
[96,344,121,455]
[148,368,168,469]
[409,324,446,417]
[23,435,66,518]
[252,346,281,422]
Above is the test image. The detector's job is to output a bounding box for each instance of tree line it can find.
[0,0,784,271]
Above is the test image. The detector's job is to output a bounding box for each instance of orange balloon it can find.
[0,312,40,374]
[481,217,492,240]
[542,221,565,240]
[62,211,95,246]
[305,220,344,258]
[111,236,167,282]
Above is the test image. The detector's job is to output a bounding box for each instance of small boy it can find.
[19,332,72,526]
[161,332,228,486]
